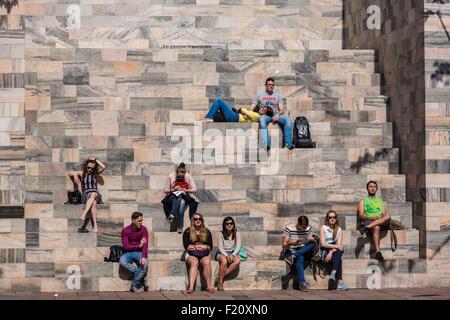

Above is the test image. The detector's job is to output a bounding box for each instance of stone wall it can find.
[344,0,450,264]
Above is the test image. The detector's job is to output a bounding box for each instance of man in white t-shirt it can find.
[251,77,294,151]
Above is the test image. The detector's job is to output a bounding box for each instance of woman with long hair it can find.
[67,157,106,233]
[162,162,198,233]
[215,216,242,291]
[319,210,348,291]
[182,213,214,294]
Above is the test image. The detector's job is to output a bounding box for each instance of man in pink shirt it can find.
[120,211,149,293]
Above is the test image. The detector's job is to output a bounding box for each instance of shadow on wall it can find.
[430,235,450,260]
[350,149,391,174]
[0,0,19,14]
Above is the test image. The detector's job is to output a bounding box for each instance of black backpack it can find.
[104,245,124,262]
[65,185,82,205]
[293,116,316,148]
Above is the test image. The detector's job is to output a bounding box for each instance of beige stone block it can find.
[426,203,450,217]
[426,174,450,188]
[426,146,450,160]
[134,148,162,162]
[0,264,25,278]
[101,49,127,61]
[149,175,168,190]
[153,50,177,62]
[26,249,55,263]
[113,61,140,76]
[0,60,13,73]
[287,176,314,189]
[313,175,341,188]
[40,218,68,233]
[104,97,127,111]
[99,277,129,291]
[109,203,139,218]
[193,73,219,86]
[308,162,335,175]
[37,110,64,123]
[25,204,53,219]
[146,123,167,136]
[182,97,209,110]
[55,248,105,263]
[0,279,11,292]
[204,175,232,189]
[0,234,25,248]
[52,148,79,163]
[90,111,118,136]
[0,219,12,233]
[40,233,68,249]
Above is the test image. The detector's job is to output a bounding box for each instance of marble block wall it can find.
[1,0,446,291]
[0,9,26,293]
[344,0,450,264]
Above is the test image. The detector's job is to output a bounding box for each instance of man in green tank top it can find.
[358,181,391,262]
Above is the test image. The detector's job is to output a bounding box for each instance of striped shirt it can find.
[283,224,312,254]
[82,174,98,194]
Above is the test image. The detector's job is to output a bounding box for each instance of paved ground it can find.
[0,288,449,300]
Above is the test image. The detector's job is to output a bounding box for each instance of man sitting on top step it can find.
[358,181,391,262]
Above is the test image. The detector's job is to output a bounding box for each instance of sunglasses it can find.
[328,216,337,220]
[193,218,202,222]
[225,222,234,226]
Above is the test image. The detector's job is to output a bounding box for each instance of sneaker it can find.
[201,118,214,123]
[130,285,141,293]
[337,283,349,291]
[167,215,174,224]
[299,282,309,292]
[177,226,183,234]
[285,144,295,150]
[266,146,271,152]
[284,256,294,266]
[375,251,384,262]
[143,278,149,292]
[328,277,337,290]
[77,228,89,233]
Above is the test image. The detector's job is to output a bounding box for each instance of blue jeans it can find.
[206,98,239,122]
[171,196,187,227]
[286,242,316,284]
[259,114,293,148]
[119,251,149,287]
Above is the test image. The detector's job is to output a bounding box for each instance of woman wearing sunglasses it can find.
[319,210,348,291]
[215,216,242,291]
[67,157,106,233]
[182,213,214,294]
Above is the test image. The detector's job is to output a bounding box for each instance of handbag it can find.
[104,245,124,262]
[231,245,249,261]
[188,248,210,258]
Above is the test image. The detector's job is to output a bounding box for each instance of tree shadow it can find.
[350,149,391,174]
[430,234,450,260]
[0,0,19,14]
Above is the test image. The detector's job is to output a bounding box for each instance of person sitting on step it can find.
[256,77,294,151]
[358,180,391,262]
[282,215,317,291]
[215,216,242,291]
[120,211,149,293]
[319,210,348,291]
[200,98,273,123]
[183,213,214,294]
[67,157,106,233]
[162,162,198,233]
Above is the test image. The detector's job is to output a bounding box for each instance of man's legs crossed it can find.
[293,242,316,284]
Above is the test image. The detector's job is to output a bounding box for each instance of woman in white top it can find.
[215,216,242,291]
[320,210,348,291]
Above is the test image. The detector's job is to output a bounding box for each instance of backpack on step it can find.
[104,245,124,262]
[65,184,82,205]
[293,116,316,148]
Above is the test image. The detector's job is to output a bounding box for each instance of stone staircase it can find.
[2,0,441,293]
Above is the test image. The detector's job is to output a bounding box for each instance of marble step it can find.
[7,257,441,292]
